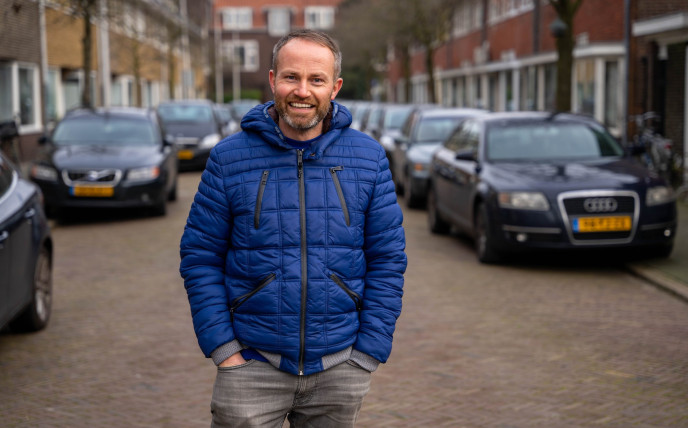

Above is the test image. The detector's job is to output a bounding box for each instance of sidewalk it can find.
[626,198,688,302]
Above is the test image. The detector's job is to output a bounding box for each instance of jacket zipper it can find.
[229,273,276,322]
[297,149,307,375]
[330,274,362,311]
[254,170,270,229]
[329,166,350,227]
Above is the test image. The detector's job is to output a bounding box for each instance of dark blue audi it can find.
[427,112,677,263]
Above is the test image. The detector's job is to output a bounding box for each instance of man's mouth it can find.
[289,102,314,109]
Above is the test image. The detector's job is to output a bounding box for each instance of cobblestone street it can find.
[1,171,687,427]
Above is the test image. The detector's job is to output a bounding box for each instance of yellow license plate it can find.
[178,150,194,160]
[573,216,632,233]
[71,186,114,197]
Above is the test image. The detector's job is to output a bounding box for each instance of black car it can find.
[393,107,486,207]
[427,112,677,263]
[0,151,53,332]
[157,99,228,170]
[30,107,178,217]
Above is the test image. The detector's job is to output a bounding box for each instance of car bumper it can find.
[176,146,211,170]
[34,178,167,210]
[488,201,677,252]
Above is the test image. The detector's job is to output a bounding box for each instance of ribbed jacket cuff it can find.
[210,340,244,366]
[349,349,381,372]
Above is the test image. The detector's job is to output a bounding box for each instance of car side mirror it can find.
[455,149,477,162]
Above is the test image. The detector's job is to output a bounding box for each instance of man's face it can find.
[269,39,343,140]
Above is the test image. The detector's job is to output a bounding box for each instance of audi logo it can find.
[583,197,618,213]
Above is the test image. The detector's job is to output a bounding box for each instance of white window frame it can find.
[222,40,259,72]
[2,62,43,133]
[221,7,252,30]
[267,7,291,36]
[305,6,335,30]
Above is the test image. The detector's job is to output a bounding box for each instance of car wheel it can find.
[150,197,167,217]
[10,246,52,332]
[427,186,450,234]
[475,203,500,264]
[404,174,424,208]
[652,243,674,259]
[168,181,178,202]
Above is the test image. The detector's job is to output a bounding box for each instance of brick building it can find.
[213,0,344,102]
[0,0,213,163]
[385,0,687,177]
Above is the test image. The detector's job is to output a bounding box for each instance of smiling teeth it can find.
[290,103,312,108]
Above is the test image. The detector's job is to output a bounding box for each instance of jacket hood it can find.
[240,101,353,160]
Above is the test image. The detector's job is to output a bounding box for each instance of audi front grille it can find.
[557,190,639,245]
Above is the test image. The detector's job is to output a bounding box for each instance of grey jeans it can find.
[210,360,372,428]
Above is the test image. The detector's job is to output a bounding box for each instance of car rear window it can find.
[486,122,624,161]
[53,116,158,146]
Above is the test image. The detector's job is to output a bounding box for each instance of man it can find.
[180,29,406,427]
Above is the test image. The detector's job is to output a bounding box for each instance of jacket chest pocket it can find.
[254,170,270,229]
[330,166,350,227]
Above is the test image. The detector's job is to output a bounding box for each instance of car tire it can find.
[151,197,167,217]
[404,174,424,208]
[10,246,52,332]
[168,181,178,202]
[652,243,674,259]
[475,203,500,264]
[427,186,450,234]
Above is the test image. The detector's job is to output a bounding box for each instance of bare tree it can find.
[549,0,583,112]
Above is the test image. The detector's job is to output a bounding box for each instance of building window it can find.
[0,62,41,130]
[222,7,252,30]
[604,61,619,129]
[575,59,595,116]
[45,69,59,123]
[268,8,291,36]
[520,66,538,110]
[222,40,259,72]
[305,7,335,30]
[505,70,515,111]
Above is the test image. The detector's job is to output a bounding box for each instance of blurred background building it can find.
[0,0,213,161]
[212,0,344,103]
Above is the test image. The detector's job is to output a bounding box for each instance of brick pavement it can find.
[0,172,687,427]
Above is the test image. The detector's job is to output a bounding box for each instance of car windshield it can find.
[231,101,259,119]
[157,104,214,124]
[53,116,157,146]
[486,122,624,161]
[415,117,463,143]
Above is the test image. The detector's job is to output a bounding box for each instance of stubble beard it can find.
[275,95,332,132]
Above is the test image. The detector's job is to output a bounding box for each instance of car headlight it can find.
[646,186,674,206]
[31,164,58,182]
[127,166,160,182]
[498,191,550,211]
[199,133,221,149]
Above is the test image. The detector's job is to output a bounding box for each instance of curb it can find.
[626,264,688,304]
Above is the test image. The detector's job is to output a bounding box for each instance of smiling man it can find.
[180,29,406,427]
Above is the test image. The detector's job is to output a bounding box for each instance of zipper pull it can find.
[261,170,269,184]
[330,166,343,173]
[297,150,304,178]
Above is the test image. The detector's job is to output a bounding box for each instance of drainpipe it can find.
[39,0,49,131]
[622,0,630,145]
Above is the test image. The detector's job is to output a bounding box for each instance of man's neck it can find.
[279,122,323,141]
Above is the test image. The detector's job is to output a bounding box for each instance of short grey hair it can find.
[271,29,342,80]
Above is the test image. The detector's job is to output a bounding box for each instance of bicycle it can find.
[628,112,680,185]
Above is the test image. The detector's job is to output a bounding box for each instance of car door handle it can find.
[0,231,8,243]
[24,208,36,219]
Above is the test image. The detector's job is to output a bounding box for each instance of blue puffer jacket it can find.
[180,101,406,375]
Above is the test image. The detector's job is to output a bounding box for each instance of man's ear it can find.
[331,78,343,100]
[269,70,276,94]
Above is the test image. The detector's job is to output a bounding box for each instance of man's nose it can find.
[293,80,310,98]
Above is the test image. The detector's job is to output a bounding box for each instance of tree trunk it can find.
[425,45,436,104]
[555,28,574,112]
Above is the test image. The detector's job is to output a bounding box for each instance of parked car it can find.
[214,103,238,137]
[228,99,261,123]
[393,107,487,207]
[427,112,677,263]
[30,107,178,218]
[0,151,53,332]
[157,99,228,170]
